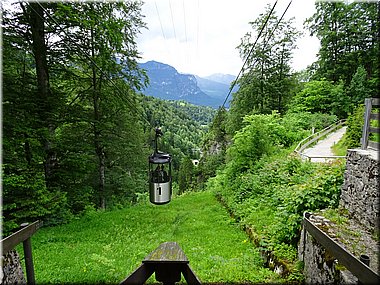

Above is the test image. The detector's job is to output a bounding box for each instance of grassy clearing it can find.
[30,191,281,284]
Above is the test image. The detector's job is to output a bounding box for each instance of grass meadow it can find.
[27,191,282,284]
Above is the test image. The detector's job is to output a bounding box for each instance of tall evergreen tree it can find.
[2,2,70,231]
[306,1,379,95]
[228,4,300,134]
[2,1,149,232]
[50,2,148,209]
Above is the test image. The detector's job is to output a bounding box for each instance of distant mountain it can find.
[139,61,220,108]
[138,61,237,108]
[204,73,236,85]
[195,75,238,105]
[195,75,230,100]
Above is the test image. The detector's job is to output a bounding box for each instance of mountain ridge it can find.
[138,60,236,108]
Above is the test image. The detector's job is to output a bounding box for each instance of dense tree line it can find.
[2,2,213,234]
[3,1,148,232]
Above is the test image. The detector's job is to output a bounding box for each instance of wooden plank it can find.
[143,242,188,264]
[182,264,202,285]
[119,263,154,285]
[369,126,379,133]
[1,221,42,254]
[361,98,372,149]
[303,213,380,284]
[368,141,379,150]
[371,97,380,106]
[23,237,35,285]
[370,113,379,120]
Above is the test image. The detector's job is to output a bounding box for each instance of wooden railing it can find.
[294,119,346,161]
[0,221,42,285]
[302,212,380,284]
[361,98,379,150]
[120,242,201,285]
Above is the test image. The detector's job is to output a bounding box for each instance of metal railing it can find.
[361,98,379,150]
[0,221,42,285]
[294,119,346,161]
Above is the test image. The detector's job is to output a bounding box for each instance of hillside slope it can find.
[31,191,282,283]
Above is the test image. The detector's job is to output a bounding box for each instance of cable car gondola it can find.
[148,128,172,205]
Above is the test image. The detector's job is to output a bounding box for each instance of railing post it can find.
[361,98,372,150]
[20,223,36,285]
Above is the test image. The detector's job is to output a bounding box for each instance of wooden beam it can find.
[369,126,379,134]
[371,97,380,106]
[1,221,42,254]
[303,213,380,284]
[182,264,202,285]
[119,263,154,285]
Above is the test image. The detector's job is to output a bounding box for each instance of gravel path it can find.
[303,126,347,162]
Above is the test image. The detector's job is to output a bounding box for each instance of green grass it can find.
[30,191,282,284]
[331,133,348,156]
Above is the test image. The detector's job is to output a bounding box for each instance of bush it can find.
[288,79,349,118]
[345,105,365,148]
[209,151,345,259]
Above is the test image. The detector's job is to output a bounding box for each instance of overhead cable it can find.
[221,0,279,108]
[248,0,293,71]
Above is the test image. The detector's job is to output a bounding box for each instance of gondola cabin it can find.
[148,128,172,205]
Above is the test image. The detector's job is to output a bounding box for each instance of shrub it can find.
[345,104,365,148]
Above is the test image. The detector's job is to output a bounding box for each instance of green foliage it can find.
[227,114,277,173]
[348,66,370,107]
[225,112,337,176]
[282,112,338,139]
[2,167,72,234]
[141,95,214,178]
[197,152,226,187]
[206,110,345,273]
[344,105,365,148]
[227,4,301,134]
[209,152,344,251]
[306,1,379,89]
[197,107,229,185]
[178,157,195,194]
[288,79,349,118]
[31,191,281,283]
[2,2,189,230]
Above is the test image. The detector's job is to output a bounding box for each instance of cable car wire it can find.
[28,1,151,125]
[247,0,293,72]
[168,0,177,40]
[182,0,188,44]
[155,1,167,40]
[220,0,286,109]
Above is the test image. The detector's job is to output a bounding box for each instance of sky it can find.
[136,0,320,77]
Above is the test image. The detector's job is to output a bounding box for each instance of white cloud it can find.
[137,0,320,77]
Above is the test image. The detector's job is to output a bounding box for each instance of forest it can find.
[2,0,379,282]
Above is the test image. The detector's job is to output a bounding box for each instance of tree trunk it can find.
[278,44,285,114]
[90,25,106,210]
[93,94,106,210]
[27,2,56,187]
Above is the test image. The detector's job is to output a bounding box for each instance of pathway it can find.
[302,126,347,162]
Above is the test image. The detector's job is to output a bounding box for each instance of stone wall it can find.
[298,226,357,285]
[298,148,379,284]
[339,148,379,231]
[1,250,26,285]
